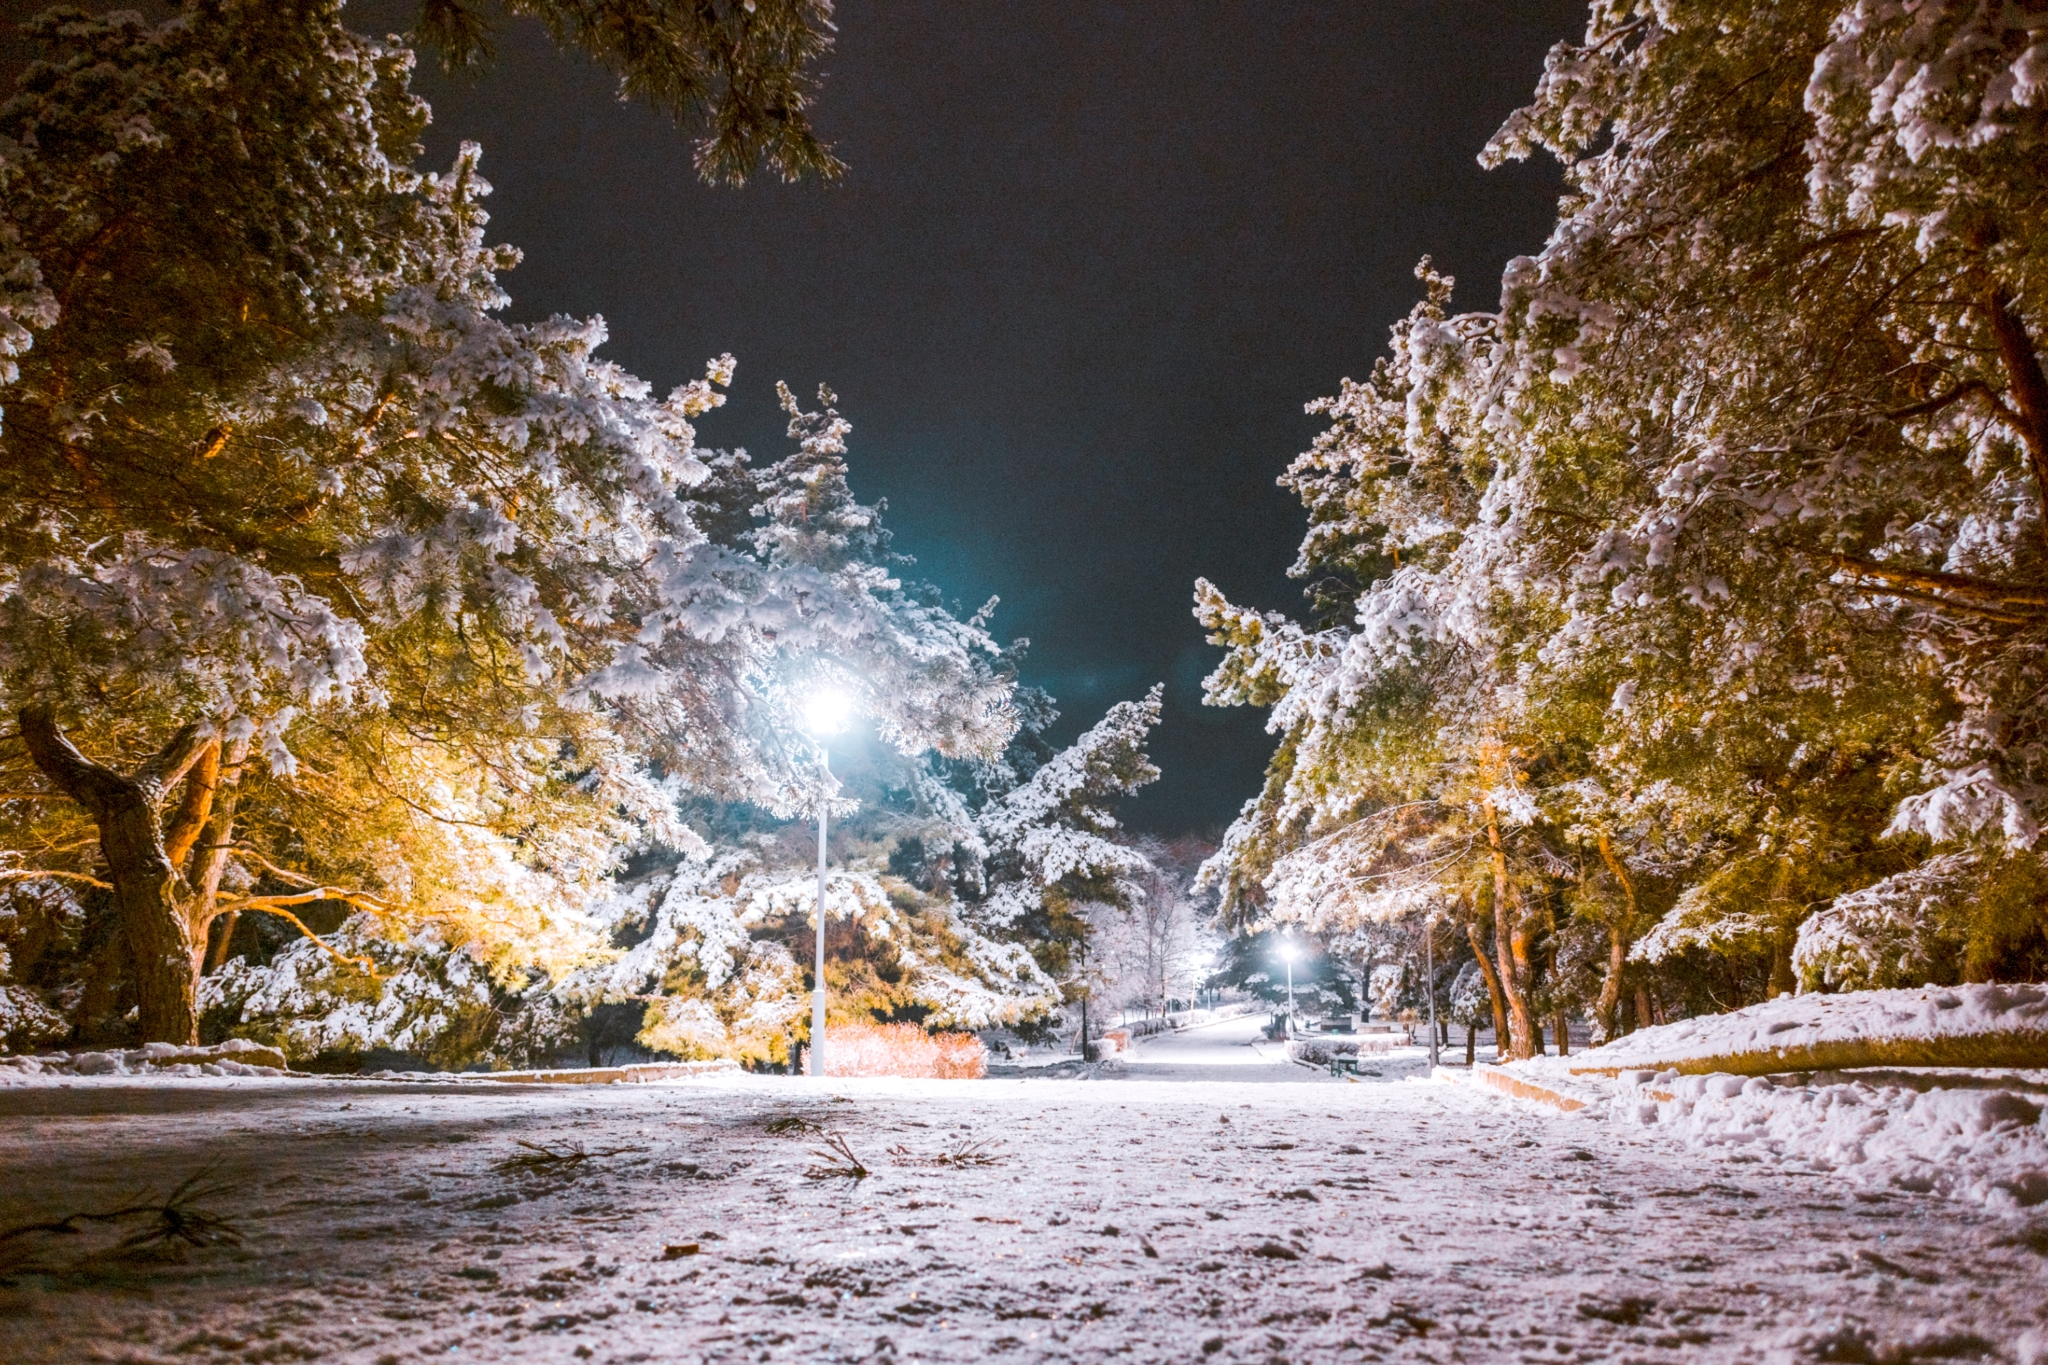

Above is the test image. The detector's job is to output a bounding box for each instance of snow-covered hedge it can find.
[200,916,509,1069]
[821,1021,985,1078]
[1558,985,2048,1077]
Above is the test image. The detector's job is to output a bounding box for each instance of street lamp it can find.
[1422,915,1440,1069]
[803,688,852,1078]
[1279,940,1298,1034]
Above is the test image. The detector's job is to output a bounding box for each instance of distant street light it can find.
[804,688,853,1079]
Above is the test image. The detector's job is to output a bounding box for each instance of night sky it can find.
[80,0,1589,835]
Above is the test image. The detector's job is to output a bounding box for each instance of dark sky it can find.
[357,0,1585,837]
[27,0,1584,834]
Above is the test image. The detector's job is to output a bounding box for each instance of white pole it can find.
[811,749,829,1078]
[1285,957,1295,1031]
[1424,916,1440,1068]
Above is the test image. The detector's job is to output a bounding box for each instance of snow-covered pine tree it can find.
[1192,262,1591,1059]
[1198,0,2048,1027]
[413,0,842,184]
[510,685,1166,1070]
[190,409,1161,1071]
[1476,0,2048,986]
[973,686,1163,952]
[0,2,1015,1047]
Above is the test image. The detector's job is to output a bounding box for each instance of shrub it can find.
[822,1021,985,1078]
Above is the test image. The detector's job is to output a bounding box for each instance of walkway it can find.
[0,1070,2034,1362]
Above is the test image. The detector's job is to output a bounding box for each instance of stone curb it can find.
[1471,1063,1590,1112]
[437,1060,740,1086]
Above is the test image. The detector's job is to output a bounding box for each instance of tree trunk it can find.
[162,739,219,871]
[203,911,240,974]
[1635,983,1658,1030]
[1542,898,1570,1057]
[1599,926,1628,1040]
[1984,284,2048,532]
[1465,918,1509,1059]
[1768,931,1797,999]
[1508,906,1538,1054]
[190,737,251,974]
[1464,1023,1475,1065]
[1593,833,1638,1043]
[1482,797,1537,1059]
[19,706,209,1044]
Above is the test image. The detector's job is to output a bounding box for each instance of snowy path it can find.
[1116,1012,1314,1082]
[0,1073,2040,1363]
[1118,1014,1438,1086]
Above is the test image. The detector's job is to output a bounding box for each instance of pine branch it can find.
[212,893,387,975]
[1882,378,2012,425]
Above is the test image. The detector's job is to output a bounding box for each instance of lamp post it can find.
[1422,915,1440,1068]
[1280,940,1298,1034]
[803,688,852,1079]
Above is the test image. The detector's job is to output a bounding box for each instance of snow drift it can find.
[0,1039,287,1080]
[1609,1068,2048,1213]
[1474,985,2048,1215]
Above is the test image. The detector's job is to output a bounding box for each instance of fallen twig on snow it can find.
[803,1133,870,1181]
[0,1166,242,1273]
[764,1114,820,1135]
[494,1139,645,1173]
[888,1138,1005,1169]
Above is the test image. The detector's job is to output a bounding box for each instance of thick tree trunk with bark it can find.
[1600,926,1629,1037]
[19,706,209,1044]
[1465,918,1509,1058]
[1594,833,1638,1043]
[1541,899,1570,1057]
[1482,798,1537,1059]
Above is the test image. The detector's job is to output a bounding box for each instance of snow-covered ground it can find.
[1481,987,2048,1217]
[1,1065,2040,1363]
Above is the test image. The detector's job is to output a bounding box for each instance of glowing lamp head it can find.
[1279,942,1298,963]
[803,687,854,737]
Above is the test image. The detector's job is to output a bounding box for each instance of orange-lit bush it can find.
[822,1022,986,1079]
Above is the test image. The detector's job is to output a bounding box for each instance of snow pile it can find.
[1607,1068,2048,1213]
[1558,984,2048,1075]
[0,1039,288,1081]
